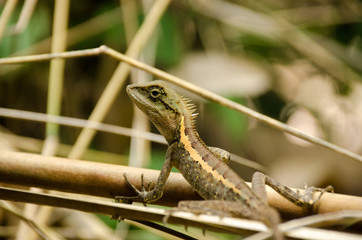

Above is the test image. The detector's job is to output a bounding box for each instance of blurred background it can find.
[1,0,362,239]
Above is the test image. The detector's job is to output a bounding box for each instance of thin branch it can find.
[246,210,362,240]
[0,201,59,240]
[0,47,102,64]
[0,108,266,171]
[101,46,362,164]
[0,187,360,239]
[0,131,128,164]
[0,186,262,236]
[2,48,362,165]
[1,46,362,163]
[7,0,38,35]
[0,107,166,144]
[0,0,18,44]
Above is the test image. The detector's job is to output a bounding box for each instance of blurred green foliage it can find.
[1,1,362,239]
[0,5,50,58]
[207,97,248,142]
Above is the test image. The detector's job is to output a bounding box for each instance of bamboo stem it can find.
[68,0,171,160]
[1,150,361,215]
[0,0,18,44]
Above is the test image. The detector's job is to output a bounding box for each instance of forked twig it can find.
[1,46,361,164]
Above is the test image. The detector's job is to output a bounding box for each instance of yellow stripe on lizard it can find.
[179,115,242,196]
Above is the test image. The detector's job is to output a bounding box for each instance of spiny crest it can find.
[180,96,198,124]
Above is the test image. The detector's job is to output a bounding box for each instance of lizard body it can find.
[118,80,332,239]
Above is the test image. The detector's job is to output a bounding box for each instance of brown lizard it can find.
[117,80,332,239]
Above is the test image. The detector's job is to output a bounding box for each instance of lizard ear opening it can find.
[168,111,178,120]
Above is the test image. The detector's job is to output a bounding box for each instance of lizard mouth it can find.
[126,84,137,97]
[126,85,155,113]
[126,85,144,104]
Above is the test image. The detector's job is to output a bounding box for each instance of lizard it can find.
[117,80,333,239]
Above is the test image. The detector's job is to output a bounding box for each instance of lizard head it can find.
[127,80,194,144]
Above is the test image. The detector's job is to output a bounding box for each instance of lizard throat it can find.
[179,115,242,196]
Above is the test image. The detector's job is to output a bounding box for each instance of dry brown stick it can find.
[100,46,362,164]
[2,46,362,164]
[0,150,200,206]
[0,150,361,216]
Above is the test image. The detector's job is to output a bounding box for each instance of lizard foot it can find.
[115,173,153,206]
[111,214,125,222]
[296,184,334,207]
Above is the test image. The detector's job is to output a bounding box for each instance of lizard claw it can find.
[315,185,334,202]
[162,208,177,225]
[115,173,153,206]
[298,184,334,207]
[111,214,125,222]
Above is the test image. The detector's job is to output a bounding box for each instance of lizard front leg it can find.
[207,147,231,164]
[115,143,177,205]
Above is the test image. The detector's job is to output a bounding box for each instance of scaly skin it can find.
[117,80,332,239]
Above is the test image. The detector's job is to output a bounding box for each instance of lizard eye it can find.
[149,88,162,98]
